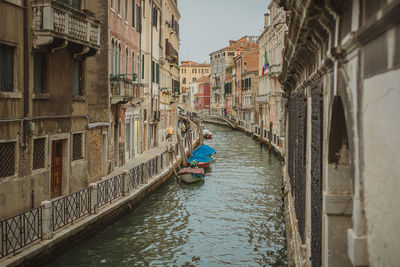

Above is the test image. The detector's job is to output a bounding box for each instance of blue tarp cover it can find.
[192,145,216,157]
[188,154,212,163]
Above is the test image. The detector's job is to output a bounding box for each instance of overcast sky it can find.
[178,0,271,64]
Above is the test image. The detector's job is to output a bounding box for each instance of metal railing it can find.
[0,207,42,259]
[97,174,124,208]
[147,157,158,179]
[128,163,144,191]
[0,134,201,260]
[52,188,90,231]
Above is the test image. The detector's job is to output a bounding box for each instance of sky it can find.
[178,0,271,64]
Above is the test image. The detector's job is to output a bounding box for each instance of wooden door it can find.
[51,140,63,198]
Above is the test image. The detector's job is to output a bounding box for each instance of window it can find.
[0,142,15,178]
[34,52,47,94]
[33,138,45,170]
[131,52,135,78]
[192,69,195,74]
[118,0,121,14]
[118,44,121,75]
[125,47,129,75]
[151,60,155,83]
[156,63,160,84]
[137,4,142,33]
[141,54,144,79]
[72,133,83,160]
[111,41,114,75]
[125,0,128,20]
[228,52,235,56]
[152,7,158,27]
[131,0,135,27]
[192,77,196,82]
[182,78,186,84]
[73,60,84,96]
[0,43,14,92]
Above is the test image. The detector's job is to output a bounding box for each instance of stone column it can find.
[89,183,98,214]
[123,170,130,196]
[41,201,53,240]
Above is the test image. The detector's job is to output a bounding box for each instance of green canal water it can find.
[48,124,287,266]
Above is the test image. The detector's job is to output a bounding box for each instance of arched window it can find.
[131,51,135,79]
[111,40,114,75]
[125,47,129,75]
[118,44,121,75]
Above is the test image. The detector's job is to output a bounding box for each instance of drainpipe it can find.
[150,0,154,149]
[22,0,30,149]
[139,0,143,154]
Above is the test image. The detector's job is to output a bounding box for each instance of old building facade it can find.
[0,0,106,220]
[109,0,143,167]
[280,0,400,266]
[234,49,259,126]
[209,36,257,115]
[258,1,287,149]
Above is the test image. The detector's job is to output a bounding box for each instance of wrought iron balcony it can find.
[32,0,101,52]
[110,75,142,105]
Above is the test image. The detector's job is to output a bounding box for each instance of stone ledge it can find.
[323,192,353,215]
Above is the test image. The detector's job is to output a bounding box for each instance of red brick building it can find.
[196,76,211,110]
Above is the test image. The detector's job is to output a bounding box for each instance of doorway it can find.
[51,140,63,198]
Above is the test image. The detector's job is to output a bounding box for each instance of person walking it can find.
[166,125,174,142]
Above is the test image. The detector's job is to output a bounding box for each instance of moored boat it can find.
[178,168,205,183]
[197,161,211,168]
[203,129,213,139]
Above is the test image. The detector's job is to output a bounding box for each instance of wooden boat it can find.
[197,161,211,168]
[203,129,213,139]
[178,168,205,183]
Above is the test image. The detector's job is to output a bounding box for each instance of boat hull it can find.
[197,161,211,168]
[179,173,204,184]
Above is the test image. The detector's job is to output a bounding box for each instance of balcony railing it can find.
[32,0,101,50]
[111,76,143,104]
[257,94,269,104]
[268,64,282,78]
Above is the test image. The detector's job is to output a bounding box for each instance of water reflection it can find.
[49,124,287,267]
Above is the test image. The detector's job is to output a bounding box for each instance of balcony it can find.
[268,64,282,78]
[257,94,270,104]
[110,75,143,105]
[32,0,101,53]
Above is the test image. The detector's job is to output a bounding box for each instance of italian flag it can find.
[262,50,269,76]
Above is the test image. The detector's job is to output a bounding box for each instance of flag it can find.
[263,50,269,75]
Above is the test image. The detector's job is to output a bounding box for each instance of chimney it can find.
[264,13,270,28]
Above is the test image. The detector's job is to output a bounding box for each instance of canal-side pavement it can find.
[0,137,199,267]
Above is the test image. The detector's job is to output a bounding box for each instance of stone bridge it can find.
[197,115,238,129]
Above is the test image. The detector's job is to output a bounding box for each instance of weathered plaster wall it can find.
[362,68,400,266]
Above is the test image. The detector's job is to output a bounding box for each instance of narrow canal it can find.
[49,124,287,266]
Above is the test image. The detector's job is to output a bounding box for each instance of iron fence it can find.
[311,83,323,266]
[128,163,144,191]
[147,157,158,178]
[0,206,42,258]
[97,174,124,208]
[52,188,90,231]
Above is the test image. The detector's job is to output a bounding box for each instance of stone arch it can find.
[324,91,353,266]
